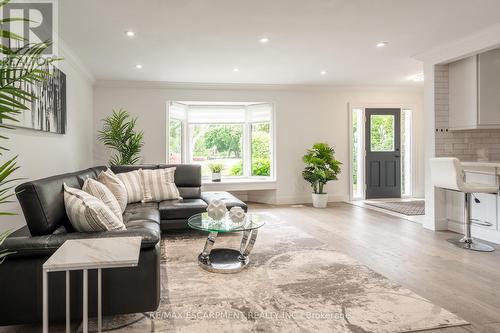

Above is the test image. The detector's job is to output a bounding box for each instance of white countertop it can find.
[461,161,500,168]
[43,237,142,272]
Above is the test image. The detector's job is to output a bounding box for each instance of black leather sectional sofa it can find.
[0,164,247,326]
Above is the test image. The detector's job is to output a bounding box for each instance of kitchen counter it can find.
[461,161,500,176]
[461,161,500,168]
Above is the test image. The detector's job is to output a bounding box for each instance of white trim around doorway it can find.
[348,103,417,202]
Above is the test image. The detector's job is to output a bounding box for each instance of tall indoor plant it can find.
[302,143,342,208]
[97,109,145,165]
[0,0,58,261]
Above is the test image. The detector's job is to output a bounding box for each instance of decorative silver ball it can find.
[207,199,227,220]
[229,206,246,223]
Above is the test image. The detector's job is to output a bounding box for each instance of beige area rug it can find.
[92,213,468,333]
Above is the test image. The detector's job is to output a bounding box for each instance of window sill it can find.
[201,178,277,191]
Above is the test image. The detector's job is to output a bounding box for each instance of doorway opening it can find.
[350,106,413,201]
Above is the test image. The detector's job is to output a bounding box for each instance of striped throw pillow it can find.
[97,169,128,212]
[63,184,126,232]
[82,178,123,222]
[141,168,180,202]
[117,169,144,203]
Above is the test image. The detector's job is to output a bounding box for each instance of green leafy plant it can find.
[0,0,59,262]
[97,109,144,165]
[229,158,271,177]
[302,143,342,194]
[208,163,223,173]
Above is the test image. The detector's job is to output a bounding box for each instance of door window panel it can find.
[370,115,395,152]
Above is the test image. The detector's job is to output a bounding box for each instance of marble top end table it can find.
[42,237,142,333]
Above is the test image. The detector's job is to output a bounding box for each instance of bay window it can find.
[168,102,274,180]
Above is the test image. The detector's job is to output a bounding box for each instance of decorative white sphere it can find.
[207,199,227,220]
[229,206,246,223]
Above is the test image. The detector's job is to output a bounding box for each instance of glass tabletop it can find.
[187,212,265,232]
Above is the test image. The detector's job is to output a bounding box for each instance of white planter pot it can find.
[212,172,221,182]
[312,193,328,208]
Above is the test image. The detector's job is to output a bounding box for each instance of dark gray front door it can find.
[365,108,401,199]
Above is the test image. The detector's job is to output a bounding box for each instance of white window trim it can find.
[167,102,276,181]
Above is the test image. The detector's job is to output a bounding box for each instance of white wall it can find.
[94,82,424,205]
[416,23,500,230]
[0,44,95,232]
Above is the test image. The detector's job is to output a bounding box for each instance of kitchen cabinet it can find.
[448,49,500,130]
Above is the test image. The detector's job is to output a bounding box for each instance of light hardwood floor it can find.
[248,202,500,333]
[2,202,500,332]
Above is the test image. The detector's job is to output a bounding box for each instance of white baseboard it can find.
[275,195,349,205]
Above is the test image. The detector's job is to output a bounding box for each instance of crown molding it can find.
[94,79,423,92]
[57,38,95,84]
[414,23,500,65]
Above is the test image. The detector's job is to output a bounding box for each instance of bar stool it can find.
[430,157,498,252]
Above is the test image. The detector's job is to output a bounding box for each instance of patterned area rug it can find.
[3,214,467,333]
[91,213,466,333]
[365,200,425,216]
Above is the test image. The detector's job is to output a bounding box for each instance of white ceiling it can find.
[59,0,500,86]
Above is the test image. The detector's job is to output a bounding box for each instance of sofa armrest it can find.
[1,220,161,260]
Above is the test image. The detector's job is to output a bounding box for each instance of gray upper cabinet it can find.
[448,49,500,130]
[478,49,500,126]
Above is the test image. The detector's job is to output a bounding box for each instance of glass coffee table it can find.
[188,212,265,273]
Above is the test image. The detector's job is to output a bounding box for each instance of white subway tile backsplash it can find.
[434,64,500,161]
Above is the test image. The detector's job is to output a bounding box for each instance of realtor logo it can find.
[1,0,57,55]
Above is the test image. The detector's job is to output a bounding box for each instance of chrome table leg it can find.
[43,269,48,333]
[83,269,88,333]
[66,271,70,333]
[98,268,102,333]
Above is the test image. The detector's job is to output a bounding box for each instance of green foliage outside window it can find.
[370,115,395,152]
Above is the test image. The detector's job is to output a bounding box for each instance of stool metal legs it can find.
[456,193,495,252]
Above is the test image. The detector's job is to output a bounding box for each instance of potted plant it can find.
[208,163,223,182]
[0,0,59,262]
[97,109,145,165]
[302,143,342,208]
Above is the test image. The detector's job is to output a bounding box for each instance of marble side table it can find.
[42,237,142,333]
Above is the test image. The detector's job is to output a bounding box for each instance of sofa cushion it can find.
[111,164,158,174]
[15,172,82,236]
[177,187,201,199]
[75,168,100,187]
[63,184,126,232]
[159,199,207,220]
[124,202,160,224]
[82,178,123,222]
[141,168,180,202]
[158,164,201,187]
[97,169,128,212]
[117,170,144,203]
[201,191,248,212]
[1,220,161,259]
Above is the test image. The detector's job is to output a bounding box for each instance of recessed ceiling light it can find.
[320,70,327,76]
[233,67,239,72]
[135,64,142,69]
[376,41,388,48]
[126,30,135,37]
[408,73,424,82]
[260,37,269,44]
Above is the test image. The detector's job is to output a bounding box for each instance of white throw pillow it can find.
[116,169,144,204]
[82,178,123,222]
[141,168,180,202]
[97,169,128,212]
[63,184,126,232]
